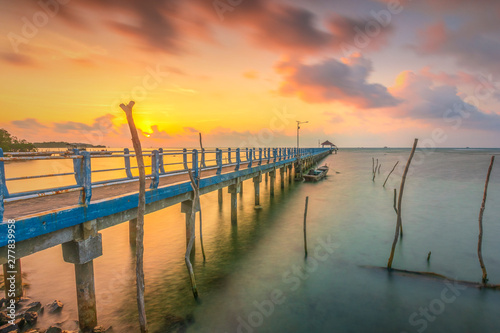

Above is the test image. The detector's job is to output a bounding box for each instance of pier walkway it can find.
[0,146,331,331]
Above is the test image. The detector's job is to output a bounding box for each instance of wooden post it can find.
[120,101,148,333]
[218,188,223,205]
[129,218,137,246]
[62,220,102,332]
[280,167,285,190]
[478,155,495,284]
[387,139,418,269]
[228,182,241,224]
[3,259,23,302]
[253,174,262,208]
[303,197,309,258]
[269,170,276,197]
[74,261,97,330]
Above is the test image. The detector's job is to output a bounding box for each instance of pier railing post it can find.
[124,148,133,178]
[235,148,241,171]
[245,148,249,162]
[80,151,92,205]
[183,148,188,170]
[273,148,277,163]
[158,148,166,174]
[150,150,160,189]
[228,148,232,164]
[258,148,263,166]
[248,148,253,168]
[62,220,102,332]
[216,148,222,175]
[267,148,271,164]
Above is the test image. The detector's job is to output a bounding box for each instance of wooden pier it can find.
[0,147,331,331]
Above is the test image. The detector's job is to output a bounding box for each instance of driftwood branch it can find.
[393,188,402,237]
[387,138,418,269]
[383,161,399,187]
[120,101,148,333]
[478,155,495,284]
[198,133,206,262]
[186,170,199,299]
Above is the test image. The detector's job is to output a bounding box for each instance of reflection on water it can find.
[11,149,500,332]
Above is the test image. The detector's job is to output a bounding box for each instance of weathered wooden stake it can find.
[182,179,199,298]
[478,155,495,284]
[197,133,206,262]
[427,251,431,262]
[383,161,400,187]
[393,188,402,237]
[303,196,309,258]
[3,259,23,302]
[378,164,381,174]
[387,138,418,270]
[120,101,148,333]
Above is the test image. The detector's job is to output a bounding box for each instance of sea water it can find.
[9,148,500,332]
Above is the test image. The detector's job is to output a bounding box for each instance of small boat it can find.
[303,164,329,181]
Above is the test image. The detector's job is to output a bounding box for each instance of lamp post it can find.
[296,120,308,156]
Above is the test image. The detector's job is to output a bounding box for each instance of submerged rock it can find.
[25,302,43,314]
[0,323,18,333]
[0,312,9,326]
[92,326,112,333]
[45,326,62,333]
[46,301,63,313]
[23,311,38,326]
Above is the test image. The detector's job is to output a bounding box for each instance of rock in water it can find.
[25,302,43,314]
[45,326,62,333]
[46,300,63,313]
[0,323,18,333]
[23,311,38,326]
[0,312,9,326]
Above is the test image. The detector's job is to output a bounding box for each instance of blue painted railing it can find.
[0,147,329,222]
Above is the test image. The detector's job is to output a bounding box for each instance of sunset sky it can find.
[1,0,500,148]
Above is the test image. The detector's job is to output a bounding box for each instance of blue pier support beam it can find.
[228,181,241,224]
[62,220,102,332]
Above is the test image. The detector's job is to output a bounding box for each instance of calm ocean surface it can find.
[8,148,500,332]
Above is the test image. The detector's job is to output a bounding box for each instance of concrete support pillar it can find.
[3,259,23,302]
[265,172,268,183]
[253,174,262,208]
[181,200,199,257]
[218,188,223,205]
[228,182,241,224]
[280,167,285,190]
[62,220,102,332]
[269,170,276,197]
[129,218,137,246]
[239,181,243,196]
[288,165,293,184]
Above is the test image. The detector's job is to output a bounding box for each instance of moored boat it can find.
[303,164,329,181]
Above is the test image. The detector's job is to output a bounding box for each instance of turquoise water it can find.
[18,149,500,332]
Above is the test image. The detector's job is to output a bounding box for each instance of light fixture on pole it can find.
[296,120,308,156]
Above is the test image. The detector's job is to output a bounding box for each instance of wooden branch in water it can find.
[372,158,379,181]
[378,164,381,174]
[186,170,199,299]
[383,161,399,187]
[198,133,206,262]
[478,155,495,285]
[120,101,148,333]
[393,188,402,237]
[363,265,500,290]
[303,196,309,258]
[387,138,418,269]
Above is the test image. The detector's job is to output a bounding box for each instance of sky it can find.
[1,0,500,148]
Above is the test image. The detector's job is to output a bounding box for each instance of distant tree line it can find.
[34,141,106,148]
[0,129,36,152]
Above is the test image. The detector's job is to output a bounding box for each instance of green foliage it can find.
[0,129,36,152]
